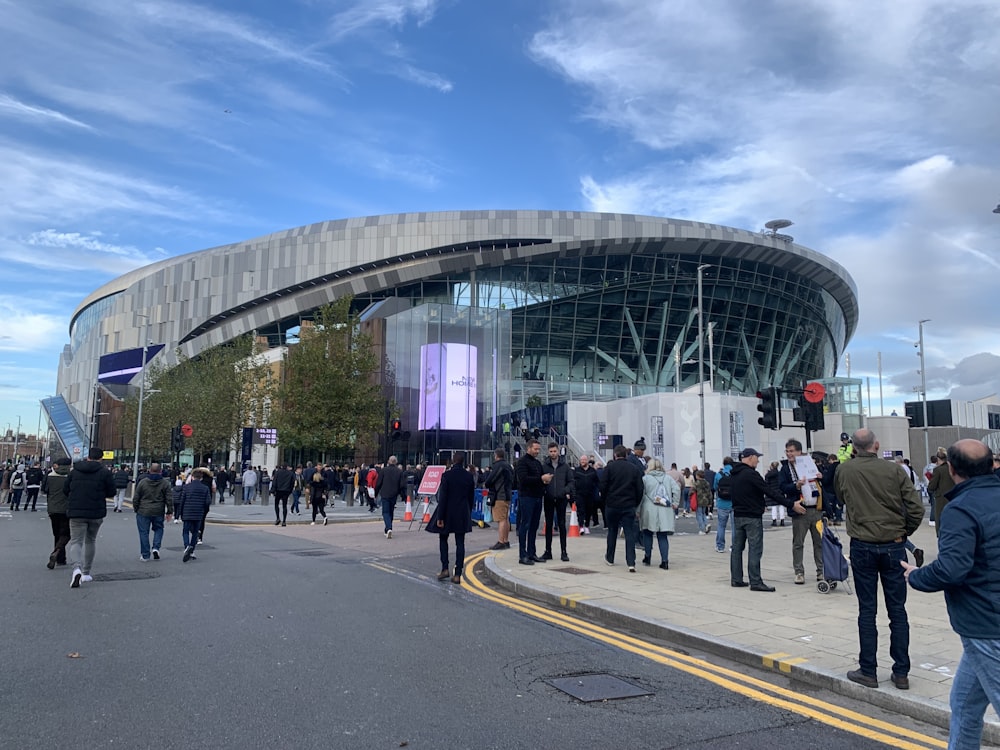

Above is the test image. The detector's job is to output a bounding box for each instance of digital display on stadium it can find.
[418,343,477,431]
[97,345,165,385]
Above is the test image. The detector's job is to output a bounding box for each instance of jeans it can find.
[543,497,569,554]
[714,506,733,551]
[135,514,165,559]
[792,507,824,577]
[381,497,396,532]
[730,516,764,585]
[114,488,127,511]
[605,506,638,567]
[516,495,543,560]
[641,529,670,564]
[182,519,200,549]
[696,506,709,532]
[291,489,301,513]
[949,637,1000,750]
[439,532,467,574]
[217,488,226,504]
[242,485,255,504]
[68,518,103,574]
[10,488,23,509]
[849,539,909,678]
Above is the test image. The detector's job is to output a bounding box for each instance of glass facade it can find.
[352,251,844,410]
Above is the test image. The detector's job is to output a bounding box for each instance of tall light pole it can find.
[697,263,711,467]
[918,319,931,467]
[12,415,21,463]
[132,314,151,486]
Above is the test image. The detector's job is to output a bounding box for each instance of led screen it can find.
[418,343,477,431]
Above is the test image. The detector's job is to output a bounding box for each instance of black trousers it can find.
[273,490,290,521]
[49,513,71,564]
[543,497,569,553]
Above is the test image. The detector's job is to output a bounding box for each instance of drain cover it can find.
[90,571,161,582]
[550,566,598,575]
[546,674,652,702]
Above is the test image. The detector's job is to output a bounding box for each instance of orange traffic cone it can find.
[568,503,581,537]
[404,498,413,522]
[422,501,432,524]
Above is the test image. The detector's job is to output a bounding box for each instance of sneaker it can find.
[385,529,392,539]
[187,554,197,560]
[580,527,590,535]
[705,523,711,532]
[152,549,160,560]
[47,553,58,570]
[795,573,805,584]
[71,568,82,588]
[928,520,935,527]
[716,547,726,553]
[80,574,93,583]
[183,546,193,562]
[604,556,614,566]
[323,517,329,526]
[628,566,636,573]
[310,521,316,526]
[139,556,149,562]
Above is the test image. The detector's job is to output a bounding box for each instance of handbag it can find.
[367,486,375,499]
[689,492,697,512]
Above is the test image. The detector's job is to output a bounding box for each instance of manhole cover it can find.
[90,571,162,582]
[550,566,598,575]
[546,674,652,702]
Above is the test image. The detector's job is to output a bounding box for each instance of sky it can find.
[1,0,999,439]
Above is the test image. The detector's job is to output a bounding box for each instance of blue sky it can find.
[2,0,999,438]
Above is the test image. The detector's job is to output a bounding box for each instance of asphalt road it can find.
[0,506,948,749]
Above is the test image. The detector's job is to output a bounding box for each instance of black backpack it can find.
[716,472,732,500]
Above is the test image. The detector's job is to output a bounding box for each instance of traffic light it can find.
[803,398,825,432]
[170,425,185,453]
[757,387,780,430]
[391,419,402,441]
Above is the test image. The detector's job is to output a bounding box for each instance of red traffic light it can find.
[391,419,401,431]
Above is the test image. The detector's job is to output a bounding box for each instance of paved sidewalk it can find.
[203,495,416,526]
[482,517,997,741]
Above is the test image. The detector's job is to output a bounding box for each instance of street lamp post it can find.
[132,314,151,486]
[918,319,931,467]
[12,415,21,463]
[697,264,711,467]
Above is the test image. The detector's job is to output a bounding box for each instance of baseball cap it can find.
[740,448,763,458]
[840,432,850,440]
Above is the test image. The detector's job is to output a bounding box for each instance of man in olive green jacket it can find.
[42,457,73,569]
[132,462,173,561]
[835,428,924,690]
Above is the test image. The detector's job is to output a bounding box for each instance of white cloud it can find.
[395,63,453,92]
[329,0,440,40]
[0,93,93,129]
[532,0,1000,406]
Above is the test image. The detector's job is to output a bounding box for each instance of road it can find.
[0,505,961,749]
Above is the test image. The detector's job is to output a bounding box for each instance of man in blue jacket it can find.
[903,439,1000,749]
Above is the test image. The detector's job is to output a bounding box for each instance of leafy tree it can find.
[272,297,383,455]
[119,335,273,463]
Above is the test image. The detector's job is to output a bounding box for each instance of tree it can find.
[272,297,383,455]
[119,335,274,463]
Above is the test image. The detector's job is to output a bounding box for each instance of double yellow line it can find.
[461,551,945,750]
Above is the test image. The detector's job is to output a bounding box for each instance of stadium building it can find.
[50,210,857,464]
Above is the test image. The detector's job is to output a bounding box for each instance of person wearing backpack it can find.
[713,457,734,553]
[639,459,680,569]
[9,464,26,510]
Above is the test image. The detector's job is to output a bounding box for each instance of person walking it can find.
[902,439,1000,749]
[132,462,172,561]
[214,466,229,504]
[835,428,924,690]
[177,468,212,562]
[730,448,803,592]
[65,447,116,588]
[428,451,476,584]
[309,466,328,526]
[639,459,680,569]
[111,464,130,512]
[9,464,26,510]
[41,457,72,569]
[693,469,712,535]
[600,444,644,572]
[514,439,546,565]
[24,461,45,512]
[291,466,304,515]
[483,448,514,550]
[375,456,405,539]
[271,462,294,526]
[927,447,955,537]
[713,457,734,553]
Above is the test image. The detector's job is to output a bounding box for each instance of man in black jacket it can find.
[271,463,295,526]
[65,447,116,588]
[375,456,405,539]
[515,439,546,565]
[42,458,72,568]
[600,444,644,572]
[541,442,575,562]
[730,448,803,592]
